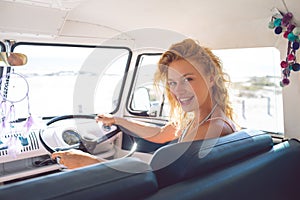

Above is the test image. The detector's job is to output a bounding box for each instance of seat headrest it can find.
[150,129,274,188]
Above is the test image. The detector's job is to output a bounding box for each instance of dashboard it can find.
[0,118,120,184]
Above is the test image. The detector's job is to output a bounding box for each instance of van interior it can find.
[1,0,300,199]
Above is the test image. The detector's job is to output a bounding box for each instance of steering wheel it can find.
[39,114,121,154]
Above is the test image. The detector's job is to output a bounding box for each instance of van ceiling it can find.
[0,0,299,49]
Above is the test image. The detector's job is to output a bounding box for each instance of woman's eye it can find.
[184,77,193,82]
[168,81,177,87]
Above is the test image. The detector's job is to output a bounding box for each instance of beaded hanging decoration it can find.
[269,11,300,86]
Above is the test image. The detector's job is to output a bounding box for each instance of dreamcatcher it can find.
[0,66,36,157]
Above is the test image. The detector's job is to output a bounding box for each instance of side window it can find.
[129,54,169,118]
[213,47,283,134]
[130,48,283,134]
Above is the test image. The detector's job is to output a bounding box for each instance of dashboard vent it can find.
[0,130,40,156]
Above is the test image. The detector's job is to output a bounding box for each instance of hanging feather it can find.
[23,114,34,137]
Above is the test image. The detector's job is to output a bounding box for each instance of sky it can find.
[213,47,281,82]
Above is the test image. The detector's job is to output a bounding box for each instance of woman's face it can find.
[167,59,213,112]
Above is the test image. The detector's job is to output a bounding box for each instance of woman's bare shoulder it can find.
[206,117,236,137]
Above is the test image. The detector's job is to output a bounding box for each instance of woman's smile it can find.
[177,95,195,106]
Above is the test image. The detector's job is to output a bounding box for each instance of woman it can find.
[51,38,238,169]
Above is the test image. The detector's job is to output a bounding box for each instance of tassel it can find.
[7,136,22,158]
[23,114,34,137]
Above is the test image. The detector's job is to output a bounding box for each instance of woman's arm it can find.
[96,114,179,143]
[51,114,179,170]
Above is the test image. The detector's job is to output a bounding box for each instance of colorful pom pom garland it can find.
[269,11,300,87]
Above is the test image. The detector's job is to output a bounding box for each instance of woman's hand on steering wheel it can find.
[95,113,116,126]
[51,149,104,169]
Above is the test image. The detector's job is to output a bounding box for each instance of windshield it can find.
[9,43,131,119]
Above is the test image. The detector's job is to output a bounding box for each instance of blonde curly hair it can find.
[154,38,235,130]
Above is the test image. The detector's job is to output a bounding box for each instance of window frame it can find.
[10,41,132,120]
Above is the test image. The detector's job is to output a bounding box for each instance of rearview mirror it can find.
[0,52,27,67]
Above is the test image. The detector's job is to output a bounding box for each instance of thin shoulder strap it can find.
[178,119,194,142]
